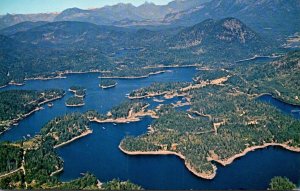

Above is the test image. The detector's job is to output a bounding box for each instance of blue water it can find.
[0,67,299,189]
[258,94,300,119]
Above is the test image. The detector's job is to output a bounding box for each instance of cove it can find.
[0,67,299,189]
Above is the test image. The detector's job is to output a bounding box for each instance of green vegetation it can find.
[24,141,63,188]
[99,79,117,89]
[121,51,300,178]
[0,171,25,189]
[40,113,90,147]
[268,176,297,190]
[0,89,64,134]
[129,82,190,98]
[100,68,164,79]
[0,144,23,174]
[56,173,99,190]
[65,96,84,106]
[231,51,300,105]
[0,110,143,189]
[69,86,86,97]
[109,101,148,119]
[194,69,229,83]
[102,179,143,190]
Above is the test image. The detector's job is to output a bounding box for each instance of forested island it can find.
[120,51,300,179]
[69,86,86,97]
[0,89,65,134]
[65,96,85,107]
[99,79,117,89]
[66,86,86,106]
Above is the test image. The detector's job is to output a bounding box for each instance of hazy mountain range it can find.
[1,0,298,37]
[0,0,210,29]
[0,17,272,86]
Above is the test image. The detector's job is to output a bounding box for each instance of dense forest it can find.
[0,110,143,189]
[102,179,143,190]
[55,173,99,190]
[69,86,86,97]
[99,79,117,89]
[109,101,148,119]
[0,143,23,174]
[0,89,64,134]
[129,82,190,98]
[120,51,300,178]
[268,176,297,190]
[40,112,90,147]
[65,96,84,106]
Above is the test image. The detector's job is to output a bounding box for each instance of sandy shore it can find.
[25,70,105,81]
[99,71,166,79]
[65,103,85,107]
[99,83,117,89]
[119,142,300,180]
[54,129,93,149]
[90,111,157,124]
[128,91,170,99]
[235,55,278,63]
[118,144,216,180]
[211,143,300,166]
[143,64,201,69]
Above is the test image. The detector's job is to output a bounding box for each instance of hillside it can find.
[167,18,272,62]
[165,0,300,37]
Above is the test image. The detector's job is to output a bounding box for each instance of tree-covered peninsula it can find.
[120,51,300,179]
[0,111,142,189]
[0,89,65,134]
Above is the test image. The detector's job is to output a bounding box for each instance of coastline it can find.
[0,95,64,135]
[99,83,117,89]
[99,71,166,79]
[128,91,170,99]
[54,129,93,149]
[235,54,281,63]
[118,144,216,180]
[65,103,85,107]
[210,143,300,166]
[119,142,300,180]
[1,69,166,88]
[143,64,201,69]
[256,93,300,107]
[90,106,157,124]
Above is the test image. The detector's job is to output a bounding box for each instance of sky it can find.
[0,0,173,15]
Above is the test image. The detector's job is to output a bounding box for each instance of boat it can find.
[48,103,54,107]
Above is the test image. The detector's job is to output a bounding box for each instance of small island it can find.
[65,96,85,107]
[69,86,86,98]
[99,79,117,89]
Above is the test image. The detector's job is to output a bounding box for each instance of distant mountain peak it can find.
[170,17,262,50]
